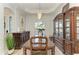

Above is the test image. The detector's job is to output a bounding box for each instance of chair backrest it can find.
[30,36,48,50]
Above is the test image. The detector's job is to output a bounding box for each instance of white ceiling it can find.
[9,3,63,14]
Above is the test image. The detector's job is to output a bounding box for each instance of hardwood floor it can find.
[55,46,64,55]
[12,46,64,55]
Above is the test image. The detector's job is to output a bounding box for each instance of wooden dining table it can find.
[22,37,55,55]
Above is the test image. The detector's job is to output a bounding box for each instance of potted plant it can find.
[6,33,15,55]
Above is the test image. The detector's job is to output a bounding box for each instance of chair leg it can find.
[23,48,26,55]
[51,46,55,55]
[47,49,51,55]
[26,49,31,55]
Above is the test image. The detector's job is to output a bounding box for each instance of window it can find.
[9,16,12,32]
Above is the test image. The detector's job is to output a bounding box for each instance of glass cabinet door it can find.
[59,19,63,37]
[55,21,59,37]
[65,16,70,40]
[76,14,79,40]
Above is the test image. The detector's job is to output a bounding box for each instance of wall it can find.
[2,4,26,54]
[70,3,79,8]
[0,4,6,54]
[25,4,66,37]
[3,3,67,37]
[4,4,26,33]
[25,13,55,37]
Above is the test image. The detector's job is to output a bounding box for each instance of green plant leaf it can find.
[6,33,15,50]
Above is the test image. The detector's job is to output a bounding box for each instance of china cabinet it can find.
[53,7,79,55]
[64,7,79,54]
[53,13,65,53]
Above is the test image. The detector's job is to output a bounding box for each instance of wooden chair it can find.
[23,36,55,55]
[30,36,48,55]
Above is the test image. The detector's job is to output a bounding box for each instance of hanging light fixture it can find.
[37,3,42,19]
[37,12,42,19]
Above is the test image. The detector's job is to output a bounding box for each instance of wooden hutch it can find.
[53,7,79,55]
[53,13,65,53]
[63,7,79,54]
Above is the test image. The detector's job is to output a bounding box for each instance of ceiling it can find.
[9,3,63,14]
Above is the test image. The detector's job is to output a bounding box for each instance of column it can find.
[0,4,8,54]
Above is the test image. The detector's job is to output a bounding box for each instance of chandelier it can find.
[37,3,42,19]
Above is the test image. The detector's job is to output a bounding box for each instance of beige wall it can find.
[25,4,66,37]
[2,4,27,54]
[4,4,26,33]
[0,4,6,54]
[25,13,54,37]
[70,3,79,8]
[3,3,67,37]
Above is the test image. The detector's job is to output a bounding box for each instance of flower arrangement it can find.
[35,22,45,32]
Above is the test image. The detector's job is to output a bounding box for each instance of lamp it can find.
[37,12,42,19]
[37,3,42,19]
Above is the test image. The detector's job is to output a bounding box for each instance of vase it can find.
[38,31,43,36]
[8,48,14,55]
